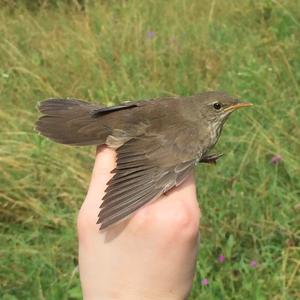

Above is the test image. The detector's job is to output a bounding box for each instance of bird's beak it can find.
[224,101,253,112]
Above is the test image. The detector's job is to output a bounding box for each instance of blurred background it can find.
[0,0,299,299]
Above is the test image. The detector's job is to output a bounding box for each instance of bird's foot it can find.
[200,153,223,164]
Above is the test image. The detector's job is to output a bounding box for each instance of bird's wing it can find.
[98,124,201,229]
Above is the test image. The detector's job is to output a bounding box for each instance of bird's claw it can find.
[200,153,224,164]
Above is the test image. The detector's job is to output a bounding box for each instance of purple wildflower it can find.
[147,31,156,39]
[250,260,257,268]
[270,154,282,165]
[218,255,225,263]
[202,278,209,286]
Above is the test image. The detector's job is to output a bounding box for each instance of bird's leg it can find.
[199,153,223,164]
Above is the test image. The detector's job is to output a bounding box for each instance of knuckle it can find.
[165,201,200,240]
[150,199,201,241]
[128,206,152,232]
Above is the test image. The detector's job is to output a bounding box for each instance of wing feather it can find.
[99,189,161,229]
[97,126,200,229]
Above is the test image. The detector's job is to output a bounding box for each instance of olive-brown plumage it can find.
[36,91,252,229]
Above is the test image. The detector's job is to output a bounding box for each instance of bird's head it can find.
[196,91,252,127]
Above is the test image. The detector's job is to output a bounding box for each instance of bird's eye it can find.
[213,102,222,110]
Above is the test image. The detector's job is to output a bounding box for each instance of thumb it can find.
[77,146,116,233]
[85,145,116,207]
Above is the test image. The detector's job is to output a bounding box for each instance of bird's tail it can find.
[35,98,110,146]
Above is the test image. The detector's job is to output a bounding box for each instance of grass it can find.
[0,0,299,299]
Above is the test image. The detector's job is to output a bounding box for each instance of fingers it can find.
[86,146,116,202]
[91,145,116,183]
[162,173,200,236]
[129,172,200,237]
[78,146,116,234]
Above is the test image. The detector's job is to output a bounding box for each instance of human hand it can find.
[77,146,201,300]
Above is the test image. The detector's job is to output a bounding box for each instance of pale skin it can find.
[77,146,201,300]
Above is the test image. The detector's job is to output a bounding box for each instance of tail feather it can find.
[35,98,110,146]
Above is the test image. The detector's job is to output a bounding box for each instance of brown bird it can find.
[36,91,252,229]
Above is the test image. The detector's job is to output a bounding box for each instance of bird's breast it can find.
[208,122,223,147]
[196,122,222,160]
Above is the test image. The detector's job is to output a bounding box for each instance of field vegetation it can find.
[0,0,299,299]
